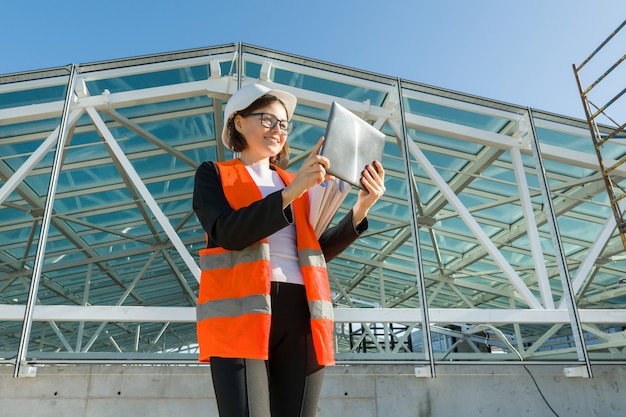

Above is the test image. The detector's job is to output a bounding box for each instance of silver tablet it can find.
[318,102,385,189]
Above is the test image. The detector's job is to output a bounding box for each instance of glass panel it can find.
[1,45,625,364]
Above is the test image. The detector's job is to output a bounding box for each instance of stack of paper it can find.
[308,178,352,238]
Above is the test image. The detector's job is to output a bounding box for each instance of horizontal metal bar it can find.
[2,305,626,324]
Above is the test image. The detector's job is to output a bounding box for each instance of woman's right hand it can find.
[281,137,335,208]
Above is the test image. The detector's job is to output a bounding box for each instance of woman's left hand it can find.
[352,160,385,226]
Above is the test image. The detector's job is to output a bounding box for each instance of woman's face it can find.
[235,101,289,163]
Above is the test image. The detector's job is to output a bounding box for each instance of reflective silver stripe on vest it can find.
[199,242,270,271]
[298,248,326,268]
[196,294,271,321]
[309,299,334,321]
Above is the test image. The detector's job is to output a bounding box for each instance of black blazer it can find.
[192,161,367,262]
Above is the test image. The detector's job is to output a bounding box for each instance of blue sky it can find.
[2,0,624,119]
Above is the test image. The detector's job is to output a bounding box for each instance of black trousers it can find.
[210,282,326,417]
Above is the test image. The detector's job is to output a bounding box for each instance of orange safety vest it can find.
[196,159,335,365]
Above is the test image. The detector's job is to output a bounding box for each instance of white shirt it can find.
[245,163,305,285]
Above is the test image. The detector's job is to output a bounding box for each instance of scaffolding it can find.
[573,19,626,250]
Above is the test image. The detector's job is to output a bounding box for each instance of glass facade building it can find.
[1,43,625,377]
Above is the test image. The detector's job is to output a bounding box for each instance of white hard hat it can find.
[221,84,297,149]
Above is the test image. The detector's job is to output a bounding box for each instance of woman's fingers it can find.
[283,142,340,207]
[364,161,384,183]
[360,161,386,197]
[304,137,334,182]
[352,161,385,225]
[309,137,331,169]
[311,136,325,156]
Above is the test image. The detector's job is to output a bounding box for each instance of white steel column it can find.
[14,65,79,378]
[397,79,435,377]
[510,146,554,308]
[527,108,592,377]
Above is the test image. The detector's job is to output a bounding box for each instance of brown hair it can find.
[226,94,291,168]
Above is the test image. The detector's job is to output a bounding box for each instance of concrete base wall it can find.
[0,363,624,417]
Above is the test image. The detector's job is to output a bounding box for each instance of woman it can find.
[193,83,385,417]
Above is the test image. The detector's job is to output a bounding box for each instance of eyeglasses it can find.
[244,113,295,135]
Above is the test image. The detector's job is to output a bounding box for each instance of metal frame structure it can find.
[573,18,626,250]
[1,43,626,378]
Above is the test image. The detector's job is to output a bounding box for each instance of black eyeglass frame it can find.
[244,112,295,135]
